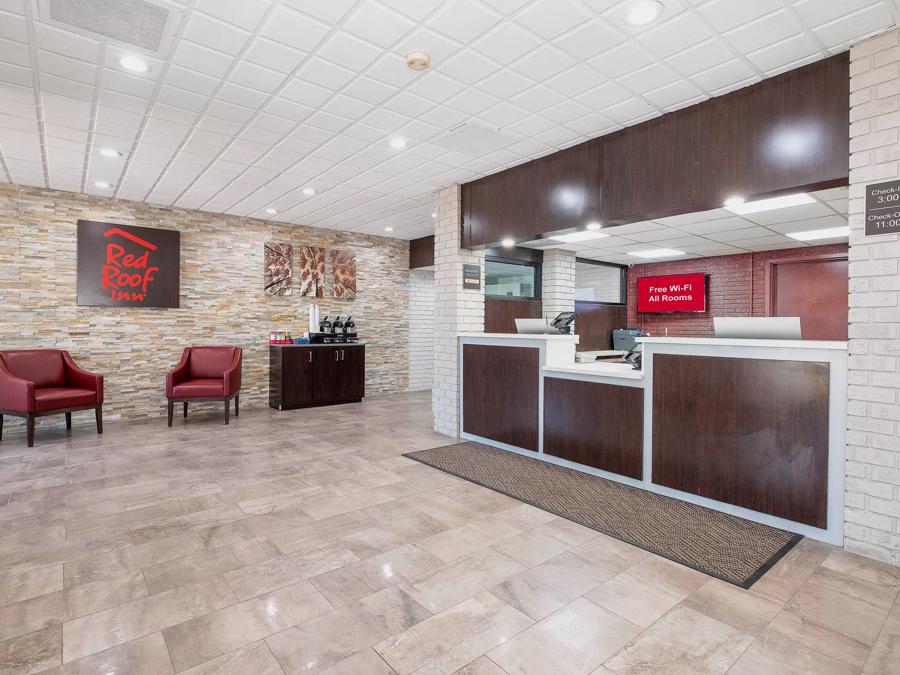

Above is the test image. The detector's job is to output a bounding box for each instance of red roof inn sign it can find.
[77,221,180,308]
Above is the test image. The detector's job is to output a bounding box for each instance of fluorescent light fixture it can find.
[118,54,149,73]
[389,136,407,150]
[787,226,850,241]
[626,0,664,26]
[501,238,515,247]
[585,221,602,231]
[725,192,815,214]
[549,230,610,243]
[723,195,745,207]
[265,208,277,215]
[302,187,316,196]
[384,226,394,232]
[628,248,685,259]
[93,180,111,189]
[99,148,122,158]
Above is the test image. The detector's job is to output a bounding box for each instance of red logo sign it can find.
[637,273,706,313]
[101,228,159,303]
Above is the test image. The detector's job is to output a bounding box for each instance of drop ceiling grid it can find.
[0,0,893,239]
[531,187,850,264]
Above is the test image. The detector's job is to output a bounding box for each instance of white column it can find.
[847,28,900,565]
[432,184,485,437]
[542,248,576,319]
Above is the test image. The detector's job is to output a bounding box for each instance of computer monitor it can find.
[713,317,802,340]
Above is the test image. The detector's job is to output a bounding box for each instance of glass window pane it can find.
[485,260,538,298]
[575,261,623,303]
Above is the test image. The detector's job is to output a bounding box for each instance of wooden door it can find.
[767,254,848,341]
[338,347,366,400]
[282,348,313,406]
[312,347,341,402]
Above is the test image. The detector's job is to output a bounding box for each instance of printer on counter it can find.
[613,327,647,351]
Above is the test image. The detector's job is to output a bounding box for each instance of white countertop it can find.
[637,337,848,350]
[459,333,579,341]
[543,362,644,380]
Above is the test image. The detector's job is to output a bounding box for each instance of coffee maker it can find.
[343,316,358,343]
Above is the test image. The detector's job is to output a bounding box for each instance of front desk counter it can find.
[458,334,847,544]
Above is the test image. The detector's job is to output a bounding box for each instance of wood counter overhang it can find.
[458,334,848,545]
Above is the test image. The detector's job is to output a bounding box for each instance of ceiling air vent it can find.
[435,122,513,157]
[39,0,180,53]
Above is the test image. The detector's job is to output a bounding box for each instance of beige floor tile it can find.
[62,575,235,662]
[490,551,614,621]
[43,632,174,675]
[452,655,507,674]
[179,641,285,675]
[374,590,532,674]
[821,549,900,589]
[0,566,63,607]
[604,606,753,674]
[749,538,833,604]
[489,597,640,675]
[267,511,376,554]
[570,534,649,574]
[490,528,573,568]
[339,526,409,559]
[0,626,62,675]
[680,579,782,636]
[418,523,512,563]
[319,648,396,674]
[63,570,149,620]
[267,586,431,673]
[585,570,685,628]
[163,580,331,671]
[401,549,527,613]
[787,576,891,645]
[0,591,65,642]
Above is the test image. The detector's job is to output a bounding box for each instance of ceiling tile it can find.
[429,0,501,43]
[696,0,782,33]
[344,3,417,48]
[473,22,542,65]
[516,0,592,40]
[554,19,626,60]
[262,6,330,51]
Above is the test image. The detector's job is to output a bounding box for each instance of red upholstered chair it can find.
[0,349,104,447]
[166,346,242,426]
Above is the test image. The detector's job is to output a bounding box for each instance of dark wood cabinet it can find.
[270,345,365,410]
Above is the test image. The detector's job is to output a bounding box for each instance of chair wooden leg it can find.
[224,398,230,425]
[26,414,35,448]
[65,412,72,430]
[183,402,188,418]
[95,405,103,434]
[167,400,174,427]
[235,393,239,417]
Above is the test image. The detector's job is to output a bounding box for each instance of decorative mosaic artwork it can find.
[263,241,292,296]
[332,248,357,299]
[298,245,326,297]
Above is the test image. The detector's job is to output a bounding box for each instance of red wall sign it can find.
[77,220,180,308]
[636,273,707,313]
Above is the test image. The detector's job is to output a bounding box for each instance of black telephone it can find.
[623,342,643,370]
[550,312,577,334]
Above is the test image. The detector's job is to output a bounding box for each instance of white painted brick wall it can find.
[432,185,484,436]
[542,249,576,319]
[409,269,434,391]
[848,29,900,565]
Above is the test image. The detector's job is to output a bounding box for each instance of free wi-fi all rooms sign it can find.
[866,179,900,236]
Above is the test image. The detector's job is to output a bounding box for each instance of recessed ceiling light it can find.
[389,136,407,150]
[265,208,277,216]
[787,226,850,241]
[501,238,515,247]
[625,0,664,26]
[93,180,111,189]
[118,54,149,73]
[384,226,395,232]
[406,51,430,71]
[549,231,610,243]
[302,187,316,196]
[585,221,602,231]
[723,195,745,207]
[628,248,685,259]
[99,148,122,158]
[725,193,815,214]
[431,211,436,218]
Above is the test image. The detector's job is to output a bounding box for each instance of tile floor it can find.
[0,391,898,674]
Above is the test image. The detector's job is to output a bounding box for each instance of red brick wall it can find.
[625,244,848,337]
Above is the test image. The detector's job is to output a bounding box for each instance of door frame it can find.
[765,252,849,317]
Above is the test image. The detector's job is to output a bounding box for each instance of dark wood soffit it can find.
[409,235,435,269]
[461,53,850,249]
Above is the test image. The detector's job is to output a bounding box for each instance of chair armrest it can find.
[0,363,35,413]
[62,351,104,402]
[166,348,191,398]
[223,350,242,397]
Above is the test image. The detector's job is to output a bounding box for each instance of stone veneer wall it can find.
[847,29,900,565]
[432,184,484,436]
[0,183,410,433]
[408,268,434,391]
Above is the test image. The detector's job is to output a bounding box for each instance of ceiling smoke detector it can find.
[406,51,431,71]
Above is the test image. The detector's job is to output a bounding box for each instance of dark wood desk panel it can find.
[652,354,829,528]
[463,344,539,451]
[484,298,543,334]
[544,377,643,479]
